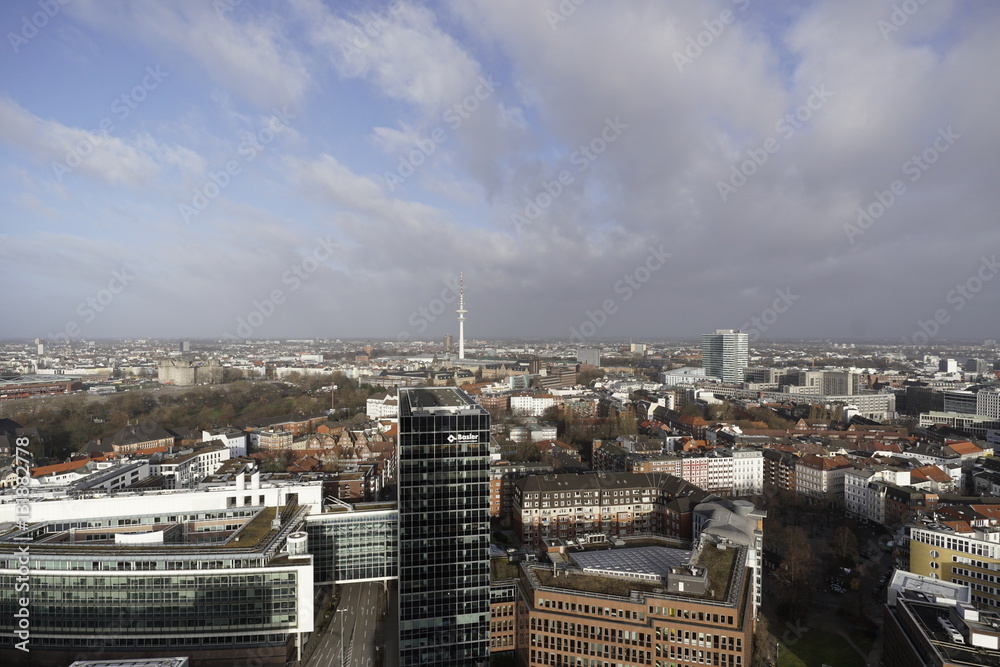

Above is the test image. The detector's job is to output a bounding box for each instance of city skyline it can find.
[2,1,999,342]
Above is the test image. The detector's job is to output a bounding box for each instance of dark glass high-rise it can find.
[397,387,491,666]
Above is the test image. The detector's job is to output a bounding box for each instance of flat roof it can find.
[0,374,82,386]
[399,387,484,415]
[69,659,188,667]
[571,546,692,579]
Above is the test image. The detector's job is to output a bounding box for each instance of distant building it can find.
[157,358,223,386]
[701,330,748,384]
[202,428,248,457]
[365,392,399,419]
[0,375,82,400]
[577,347,601,367]
[978,388,1000,419]
[250,428,293,450]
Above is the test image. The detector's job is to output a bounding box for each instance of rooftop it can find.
[571,545,691,580]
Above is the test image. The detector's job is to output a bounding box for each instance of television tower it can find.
[456,272,467,360]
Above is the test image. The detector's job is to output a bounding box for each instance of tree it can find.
[576,368,604,386]
[751,616,771,667]
[515,441,541,462]
[781,526,818,619]
[833,525,860,565]
[615,406,638,437]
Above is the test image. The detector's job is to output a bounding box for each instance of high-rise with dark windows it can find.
[397,387,491,666]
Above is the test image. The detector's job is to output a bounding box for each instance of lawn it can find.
[777,629,867,667]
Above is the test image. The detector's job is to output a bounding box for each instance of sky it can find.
[0,0,998,345]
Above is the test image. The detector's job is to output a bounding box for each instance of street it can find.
[307,581,386,667]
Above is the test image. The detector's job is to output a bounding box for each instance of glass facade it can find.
[306,509,399,583]
[398,388,491,666]
[0,570,300,637]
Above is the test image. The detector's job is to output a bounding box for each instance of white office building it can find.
[701,329,749,384]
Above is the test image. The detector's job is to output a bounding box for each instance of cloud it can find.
[0,98,160,187]
[69,0,310,109]
[295,0,481,114]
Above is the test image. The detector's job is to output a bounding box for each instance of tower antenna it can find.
[457,272,467,360]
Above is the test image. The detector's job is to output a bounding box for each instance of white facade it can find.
[202,429,247,457]
[732,449,765,495]
[843,468,906,523]
[152,445,230,489]
[366,393,399,420]
[701,330,749,384]
[978,389,1000,419]
[0,477,325,523]
[660,367,707,386]
[510,394,556,416]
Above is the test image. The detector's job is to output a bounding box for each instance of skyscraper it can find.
[701,328,749,383]
[397,387,491,666]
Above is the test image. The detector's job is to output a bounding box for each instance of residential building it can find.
[366,392,399,419]
[86,422,176,455]
[490,461,554,518]
[202,427,248,457]
[762,449,798,493]
[251,428,294,450]
[510,392,557,417]
[150,442,231,489]
[795,454,852,500]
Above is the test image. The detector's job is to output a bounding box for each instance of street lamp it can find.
[336,607,349,667]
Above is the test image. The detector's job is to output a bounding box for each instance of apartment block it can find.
[513,473,714,548]
[795,454,852,500]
